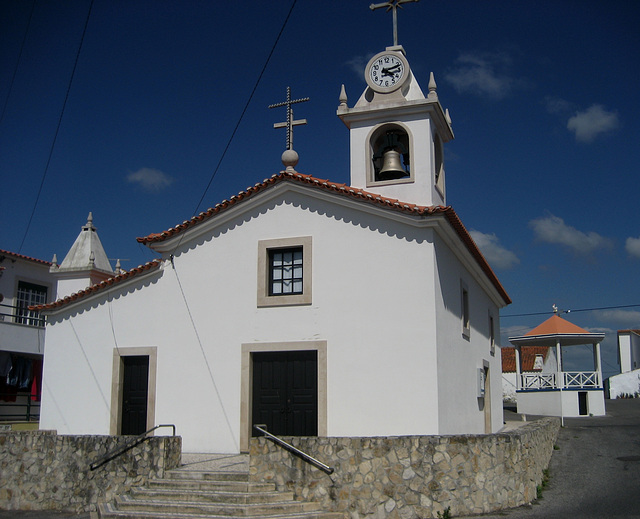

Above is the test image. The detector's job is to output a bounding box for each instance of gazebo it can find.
[509,314,605,417]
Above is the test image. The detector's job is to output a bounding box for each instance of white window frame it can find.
[257,236,312,307]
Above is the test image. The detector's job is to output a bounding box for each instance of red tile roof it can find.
[502,346,550,373]
[30,260,161,312]
[0,249,52,266]
[525,314,590,336]
[31,171,512,312]
[137,171,511,304]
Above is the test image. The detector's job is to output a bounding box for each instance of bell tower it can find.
[337,2,453,207]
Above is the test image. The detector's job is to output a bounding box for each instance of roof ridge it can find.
[31,259,161,312]
[37,172,511,311]
[0,249,52,266]
[137,172,447,245]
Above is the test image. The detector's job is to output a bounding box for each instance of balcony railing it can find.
[563,371,600,388]
[0,393,40,422]
[521,373,557,390]
[0,303,44,327]
[519,371,601,390]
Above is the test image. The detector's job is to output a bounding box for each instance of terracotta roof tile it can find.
[501,346,550,373]
[30,260,161,312]
[34,172,511,312]
[136,172,444,245]
[525,314,590,336]
[0,249,51,266]
[137,171,510,304]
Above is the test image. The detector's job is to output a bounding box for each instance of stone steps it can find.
[98,465,342,519]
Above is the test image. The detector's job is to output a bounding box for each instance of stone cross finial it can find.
[370,0,420,47]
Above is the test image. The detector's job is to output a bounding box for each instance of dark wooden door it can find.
[578,391,588,416]
[121,356,149,435]
[252,351,317,437]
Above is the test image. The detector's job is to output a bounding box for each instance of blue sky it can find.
[1,1,638,379]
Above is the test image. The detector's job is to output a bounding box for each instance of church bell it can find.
[378,148,407,180]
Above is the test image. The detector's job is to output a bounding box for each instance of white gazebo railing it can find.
[519,371,601,390]
[563,371,599,388]
[520,373,557,390]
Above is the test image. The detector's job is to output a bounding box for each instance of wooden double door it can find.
[252,350,317,437]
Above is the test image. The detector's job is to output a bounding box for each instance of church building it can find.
[34,35,510,453]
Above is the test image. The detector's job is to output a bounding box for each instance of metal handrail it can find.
[253,424,334,475]
[89,424,176,471]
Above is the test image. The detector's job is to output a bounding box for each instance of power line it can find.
[17,0,95,254]
[502,303,640,318]
[0,0,36,126]
[168,0,298,258]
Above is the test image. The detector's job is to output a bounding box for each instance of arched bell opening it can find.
[370,125,411,182]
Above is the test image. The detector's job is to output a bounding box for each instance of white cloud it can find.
[567,104,619,143]
[126,167,174,192]
[469,230,520,270]
[625,237,640,259]
[593,309,640,326]
[444,51,516,99]
[543,95,573,115]
[345,54,373,78]
[529,214,612,254]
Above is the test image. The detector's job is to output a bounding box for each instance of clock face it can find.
[367,53,407,92]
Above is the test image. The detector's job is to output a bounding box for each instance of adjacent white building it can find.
[607,330,640,399]
[0,250,55,423]
[35,43,511,453]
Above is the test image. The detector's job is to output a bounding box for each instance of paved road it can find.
[2,399,639,518]
[461,398,640,518]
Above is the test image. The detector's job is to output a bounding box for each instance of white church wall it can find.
[432,233,503,434]
[41,191,447,453]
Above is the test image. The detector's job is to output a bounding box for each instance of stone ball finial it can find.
[281,149,299,172]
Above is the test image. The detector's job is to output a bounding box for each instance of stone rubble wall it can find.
[0,430,182,512]
[249,418,560,519]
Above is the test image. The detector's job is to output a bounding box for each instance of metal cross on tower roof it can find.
[370,0,420,47]
[269,86,309,151]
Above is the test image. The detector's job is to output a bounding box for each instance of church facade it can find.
[35,42,510,453]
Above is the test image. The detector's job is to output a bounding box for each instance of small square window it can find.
[258,237,312,307]
[269,247,303,296]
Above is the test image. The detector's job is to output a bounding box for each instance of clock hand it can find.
[383,64,402,75]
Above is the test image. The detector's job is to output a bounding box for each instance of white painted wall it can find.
[608,369,640,398]
[432,234,503,434]
[41,187,506,452]
[618,332,640,373]
[517,390,605,417]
